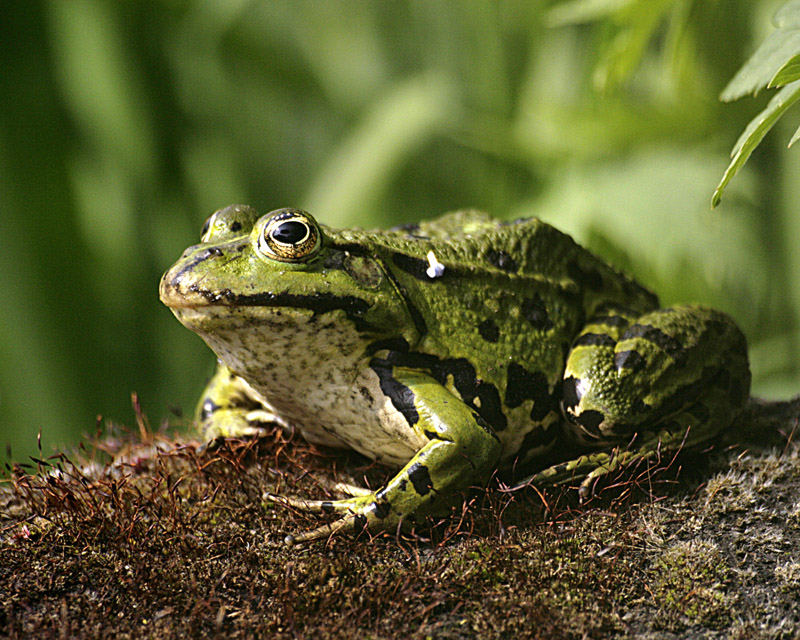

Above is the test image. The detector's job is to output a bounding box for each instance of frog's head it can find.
[160,206,419,371]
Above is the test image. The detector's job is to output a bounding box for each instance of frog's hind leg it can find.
[531,305,750,495]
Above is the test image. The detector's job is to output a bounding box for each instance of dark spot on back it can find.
[591,314,630,328]
[486,249,518,273]
[519,426,556,453]
[567,260,603,291]
[474,383,507,432]
[391,252,430,281]
[621,278,659,306]
[478,319,499,342]
[521,294,553,330]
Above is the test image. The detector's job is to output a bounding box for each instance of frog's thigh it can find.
[562,305,750,448]
[196,362,280,440]
[281,368,502,543]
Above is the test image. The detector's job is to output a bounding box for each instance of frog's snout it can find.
[159,259,206,309]
[158,265,186,308]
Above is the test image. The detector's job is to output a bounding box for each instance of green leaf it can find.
[591,0,677,92]
[720,29,800,101]
[788,121,800,147]
[713,80,800,207]
[769,52,800,87]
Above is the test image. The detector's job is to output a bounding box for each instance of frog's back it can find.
[333,210,658,323]
[330,211,659,459]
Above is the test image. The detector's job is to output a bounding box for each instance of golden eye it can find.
[257,209,321,262]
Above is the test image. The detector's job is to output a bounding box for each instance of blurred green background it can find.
[1,0,798,465]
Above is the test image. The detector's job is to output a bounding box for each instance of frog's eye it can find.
[257,209,321,263]
[201,204,259,243]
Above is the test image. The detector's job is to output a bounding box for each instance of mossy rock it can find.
[2,398,799,639]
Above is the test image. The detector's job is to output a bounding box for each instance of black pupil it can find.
[272,220,308,244]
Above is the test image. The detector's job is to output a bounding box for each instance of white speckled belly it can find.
[196,306,423,467]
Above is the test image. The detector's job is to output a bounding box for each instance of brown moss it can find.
[2,398,799,639]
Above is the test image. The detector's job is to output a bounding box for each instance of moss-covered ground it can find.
[2,398,799,639]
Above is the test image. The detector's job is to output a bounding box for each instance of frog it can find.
[159,205,751,544]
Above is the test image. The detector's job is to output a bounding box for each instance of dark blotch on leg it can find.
[505,363,554,421]
[614,349,645,372]
[575,409,604,433]
[407,463,434,496]
[562,376,583,411]
[321,501,335,514]
[200,398,221,421]
[353,513,369,533]
[372,500,391,520]
[574,333,616,348]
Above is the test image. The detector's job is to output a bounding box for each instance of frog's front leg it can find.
[527,305,750,495]
[269,367,502,544]
[196,362,283,441]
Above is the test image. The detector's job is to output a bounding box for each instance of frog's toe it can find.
[266,492,398,544]
[199,410,270,442]
[264,492,368,514]
[330,481,373,498]
[196,435,226,455]
[283,513,370,545]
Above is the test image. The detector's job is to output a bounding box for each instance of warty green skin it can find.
[159,205,751,543]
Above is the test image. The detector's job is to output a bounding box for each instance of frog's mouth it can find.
[159,271,375,332]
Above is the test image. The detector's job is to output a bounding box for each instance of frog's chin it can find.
[167,303,313,334]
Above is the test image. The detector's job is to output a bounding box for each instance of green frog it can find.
[160,205,750,543]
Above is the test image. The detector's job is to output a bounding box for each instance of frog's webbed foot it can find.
[199,408,274,442]
[515,443,659,500]
[195,363,284,443]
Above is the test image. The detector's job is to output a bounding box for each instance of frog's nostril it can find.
[180,243,203,258]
